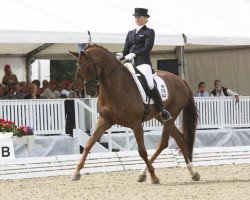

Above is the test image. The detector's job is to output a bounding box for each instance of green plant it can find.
[0,119,17,133]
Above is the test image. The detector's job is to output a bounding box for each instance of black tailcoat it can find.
[122,25,155,66]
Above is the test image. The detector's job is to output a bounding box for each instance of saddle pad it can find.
[124,63,169,104]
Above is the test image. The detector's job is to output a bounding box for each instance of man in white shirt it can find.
[41,80,60,99]
[210,80,239,102]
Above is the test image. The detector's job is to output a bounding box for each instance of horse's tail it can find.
[182,81,198,161]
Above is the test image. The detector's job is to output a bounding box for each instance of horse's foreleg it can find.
[170,125,200,181]
[132,124,159,184]
[138,122,170,182]
[71,117,111,181]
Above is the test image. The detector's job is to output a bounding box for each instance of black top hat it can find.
[133,8,150,18]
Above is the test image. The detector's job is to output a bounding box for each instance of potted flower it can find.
[0,118,17,139]
[13,125,35,146]
[15,126,34,137]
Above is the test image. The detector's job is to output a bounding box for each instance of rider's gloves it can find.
[116,52,123,60]
[125,53,136,61]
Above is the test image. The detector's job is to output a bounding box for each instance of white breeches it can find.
[137,64,154,90]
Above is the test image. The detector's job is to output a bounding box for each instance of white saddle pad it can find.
[124,63,169,104]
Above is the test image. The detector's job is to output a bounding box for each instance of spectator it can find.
[60,80,76,98]
[40,79,49,95]
[210,80,239,102]
[2,64,18,86]
[32,79,42,95]
[56,82,63,93]
[72,80,85,98]
[2,82,15,99]
[0,84,6,99]
[32,79,40,88]
[13,82,26,99]
[24,83,41,99]
[20,81,29,95]
[41,80,60,99]
[195,82,209,97]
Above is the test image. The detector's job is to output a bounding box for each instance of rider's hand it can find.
[125,53,135,61]
[116,53,123,60]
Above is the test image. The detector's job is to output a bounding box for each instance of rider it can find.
[116,8,172,122]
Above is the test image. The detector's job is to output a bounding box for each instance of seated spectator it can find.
[41,80,60,99]
[210,80,239,102]
[72,80,85,98]
[32,79,40,88]
[40,79,49,95]
[13,82,26,99]
[194,82,209,97]
[56,82,63,93]
[2,64,18,86]
[60,80,77,98]
[2,82,15,99]
[24,83,41,99]
[20,81,29,95]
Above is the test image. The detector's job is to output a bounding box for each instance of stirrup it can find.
[160,109,172,123]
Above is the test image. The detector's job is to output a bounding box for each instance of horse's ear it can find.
[69,51,79,58]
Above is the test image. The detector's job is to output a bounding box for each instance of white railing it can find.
[0,99,66,135]
[75,96,250,151]
[81,96,250,132]
[196,96,250,129]
[1,96,249,149]
[74,98,125,151]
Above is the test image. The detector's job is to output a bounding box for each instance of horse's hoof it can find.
[151,178,160,184]
[71,173,81,181]
[137,174,147,182]
[192,172,201,181]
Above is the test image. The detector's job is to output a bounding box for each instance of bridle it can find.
[77,51,100,90]
[77,50,122,89]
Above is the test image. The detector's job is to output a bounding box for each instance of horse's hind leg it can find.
[132,123,159,184]
[71,117,112,181]
[170,125,200,181]
[138,122,170,182]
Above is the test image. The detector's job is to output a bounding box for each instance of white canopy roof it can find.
[0,0,250,57]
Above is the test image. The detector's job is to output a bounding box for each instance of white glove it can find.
[116,52,123,60]
[125,53,136,61]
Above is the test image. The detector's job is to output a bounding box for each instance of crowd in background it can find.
[0,64,85,100]
[194,80,239,102]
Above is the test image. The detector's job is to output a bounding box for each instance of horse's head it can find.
[70,50,101,97]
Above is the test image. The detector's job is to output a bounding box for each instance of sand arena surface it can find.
[0,164,249,200]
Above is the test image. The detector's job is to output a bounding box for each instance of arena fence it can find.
[0,99,66,135]
[75,96,250,151]
[0,96,249,136]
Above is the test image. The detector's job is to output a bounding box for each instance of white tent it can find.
[1,0,250,58]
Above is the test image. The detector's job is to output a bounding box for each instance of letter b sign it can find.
[2,146,10,157]
[0,138,15,160]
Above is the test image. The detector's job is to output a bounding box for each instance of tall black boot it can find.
[150,86,172,122]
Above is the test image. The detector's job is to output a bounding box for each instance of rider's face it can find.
[135,16,147,26]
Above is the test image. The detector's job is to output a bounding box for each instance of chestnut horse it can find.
[70,44,200,184]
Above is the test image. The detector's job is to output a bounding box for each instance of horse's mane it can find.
[85,44,109,53]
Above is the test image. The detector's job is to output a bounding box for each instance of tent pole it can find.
[25,43,54,82]
[25,58,31,82]
[175,46,185,79]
